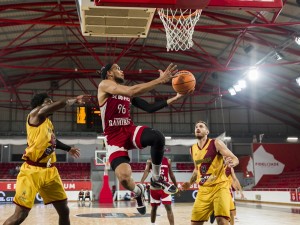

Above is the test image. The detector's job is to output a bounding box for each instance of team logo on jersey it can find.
[200,165,207,174]
[199,175,210,185]
[18,190,27,202]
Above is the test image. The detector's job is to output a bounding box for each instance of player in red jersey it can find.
[97,63,190,215]
[141,157,178,225]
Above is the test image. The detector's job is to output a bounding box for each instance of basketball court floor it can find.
[0,201,299,225]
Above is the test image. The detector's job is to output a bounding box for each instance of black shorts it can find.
[110,156,130,171]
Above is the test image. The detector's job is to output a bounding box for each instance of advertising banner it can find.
[252,144,300,184]
[173,190,197,202]
[0,191,43,203]
[290,190,297,202]
[0,181,91,191]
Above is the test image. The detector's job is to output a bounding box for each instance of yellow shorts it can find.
[14,162,67,209]
[191,181,231,222]
[229,195,235,211]
[229,188,235,211]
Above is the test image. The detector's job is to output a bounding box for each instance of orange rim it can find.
[158,8,201,20]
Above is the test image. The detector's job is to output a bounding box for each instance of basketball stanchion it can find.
[157,8,202,51]
[99,161,113,204]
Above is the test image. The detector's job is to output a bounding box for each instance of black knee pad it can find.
[141,128,165,149]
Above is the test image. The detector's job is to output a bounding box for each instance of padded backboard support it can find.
[76,0,155,38]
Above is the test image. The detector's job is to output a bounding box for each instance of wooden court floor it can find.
[0,201,300,225]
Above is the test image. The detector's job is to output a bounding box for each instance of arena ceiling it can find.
[0,0,299,130]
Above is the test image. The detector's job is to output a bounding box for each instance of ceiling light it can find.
[165,136,172,140]
[287,137,298,142]
[295,36,300,45]
[238,79,247,89]
[97,135,105,139]
[275,52,283,61]
[248,68,258,81]
[228,88,236,96]
[296,77,300,86]
[4,145,8,148]
[233,84,242,92]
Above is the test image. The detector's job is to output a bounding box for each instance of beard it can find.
[195,133,205,140]
[115,76,124,84]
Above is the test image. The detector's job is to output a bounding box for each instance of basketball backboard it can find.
[95,0,283,11]
[95,150,108,166]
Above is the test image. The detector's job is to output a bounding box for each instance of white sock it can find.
[152,163,161,181]
[133,185,141,196]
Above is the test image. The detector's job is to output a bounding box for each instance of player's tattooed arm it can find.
[182,170,197,190]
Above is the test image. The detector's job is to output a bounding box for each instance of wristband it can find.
[56,139,71,152]
[66,98,77,106]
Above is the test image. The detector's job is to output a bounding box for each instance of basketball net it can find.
[158,8,202,51]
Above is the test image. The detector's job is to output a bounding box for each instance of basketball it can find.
[172,70,196,94]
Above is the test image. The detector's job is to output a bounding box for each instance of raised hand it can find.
[224,156,235,168]
[76,95,91,104]
[158,63,178,84]
[181,182,191,191]
[69,147,80,158]
[175,88,194,98]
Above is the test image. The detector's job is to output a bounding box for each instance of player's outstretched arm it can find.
[132,92,192,113]
[140,159,152,183]
[38,95,91,117]
[99,63,178,98]
[168,159,178,188]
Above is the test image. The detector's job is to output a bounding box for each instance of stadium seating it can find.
[0,162,91,180]
[254,168,300,189]
[176,163,194,171]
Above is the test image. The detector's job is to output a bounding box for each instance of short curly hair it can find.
[97,63,113,80]
[30,93,50,109]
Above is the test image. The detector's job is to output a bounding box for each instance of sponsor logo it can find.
[0,191,14,202]
[112,95,130,102]
[0,181,91,191]
[255,162,279,167]
[192,190,198,199]
[195,157,211,165]
[108,118,131,126]
[200,175,210,184]
[253,145,285,184]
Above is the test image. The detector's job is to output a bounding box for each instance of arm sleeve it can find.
[56,139,71,152]
[132,97,168,113]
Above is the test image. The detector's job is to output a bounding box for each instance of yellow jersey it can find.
[190,138,228,187]
[22,115,57,163]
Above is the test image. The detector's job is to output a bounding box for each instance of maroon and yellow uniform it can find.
[225,166,236,211]
[14,116,67,209]
[190,138,231,222]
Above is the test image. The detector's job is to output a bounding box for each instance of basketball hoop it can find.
[158,8,202,51]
